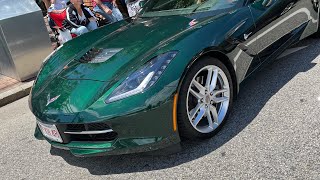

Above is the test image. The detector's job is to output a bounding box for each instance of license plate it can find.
[37,121,63,143]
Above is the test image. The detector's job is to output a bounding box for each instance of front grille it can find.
[69,132,118,141]
[66,124,85,131]
[57,123,117,143]
[65,123,111,132]
[87,123,110,131]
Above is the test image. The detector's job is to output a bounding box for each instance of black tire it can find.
[177,56,234,140]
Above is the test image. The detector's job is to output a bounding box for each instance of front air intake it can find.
[63,123,118,142]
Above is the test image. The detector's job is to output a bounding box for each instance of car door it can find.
[221,0,261,82]
[247,0,318,63]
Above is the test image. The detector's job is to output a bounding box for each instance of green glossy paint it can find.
[30,0,319,156]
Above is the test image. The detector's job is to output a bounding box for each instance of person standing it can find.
[92,0,124,23]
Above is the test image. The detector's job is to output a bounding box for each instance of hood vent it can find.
[79,48,123,64]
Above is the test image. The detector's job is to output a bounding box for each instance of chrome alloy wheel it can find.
[186,65,230,134]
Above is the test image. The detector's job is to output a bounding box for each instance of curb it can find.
[0,81,34,107]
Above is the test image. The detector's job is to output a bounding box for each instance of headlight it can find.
[105,51,178,103]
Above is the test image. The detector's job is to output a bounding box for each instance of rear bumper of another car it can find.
[34,100,181,157]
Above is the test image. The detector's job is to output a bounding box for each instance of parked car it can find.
[29,0,320,157]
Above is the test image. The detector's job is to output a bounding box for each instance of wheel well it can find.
[205,51,238,100]
[177,50,238,101]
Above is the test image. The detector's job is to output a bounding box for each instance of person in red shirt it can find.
[92,0,124,23]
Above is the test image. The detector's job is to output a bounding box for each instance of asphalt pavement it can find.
[0,37,319,180]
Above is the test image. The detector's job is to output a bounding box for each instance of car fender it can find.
[174,47,238,101]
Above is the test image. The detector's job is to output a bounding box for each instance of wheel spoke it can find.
[213,96,229,104]
[206,109,214,129]
[209,105,219,124]
[192,80,206,94]
[193,107,205,126]
[213,88,228,96]
[205,68,213,90]
[209,69,219,92]
[190,103,202,120]
[190,89,203,100]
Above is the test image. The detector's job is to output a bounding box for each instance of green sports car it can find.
[29,0,320,157]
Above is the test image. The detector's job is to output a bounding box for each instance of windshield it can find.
[141,0,240,17]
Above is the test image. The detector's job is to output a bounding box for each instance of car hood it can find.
[31,13,228,116]
[31,16,196,115]
[59,16,195,82]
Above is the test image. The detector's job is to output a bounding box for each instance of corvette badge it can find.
[46,94,60,106]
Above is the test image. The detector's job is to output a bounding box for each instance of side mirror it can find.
[139,0,146,8]
[262,0,273,7]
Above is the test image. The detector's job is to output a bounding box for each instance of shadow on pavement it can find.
[50,37,320,175]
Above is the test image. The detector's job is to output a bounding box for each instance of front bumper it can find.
[34,100,181,157]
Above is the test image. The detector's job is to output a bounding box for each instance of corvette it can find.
[30,0,320,157]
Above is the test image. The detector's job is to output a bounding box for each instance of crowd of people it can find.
[39,0,132,44]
